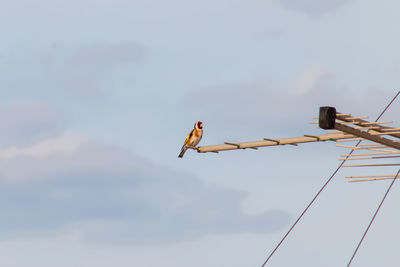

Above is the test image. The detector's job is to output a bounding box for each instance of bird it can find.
[178,121,203,158]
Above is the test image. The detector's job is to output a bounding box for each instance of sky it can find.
[1,0,400,266]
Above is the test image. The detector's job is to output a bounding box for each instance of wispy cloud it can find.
[42,42,145,96]
[184,64,394,139]
[279,0,352,17]
[0,103,65,147]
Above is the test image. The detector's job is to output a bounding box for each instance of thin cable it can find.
[347,168,400,266]
[262,90,400,266]
[261,149,357,266]
[375,90,400,118]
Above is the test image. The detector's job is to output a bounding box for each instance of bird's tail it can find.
[178,146,187,158]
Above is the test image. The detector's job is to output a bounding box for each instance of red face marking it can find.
[197,121,203,129]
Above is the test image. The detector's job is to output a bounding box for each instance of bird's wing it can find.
[183,129,194,147]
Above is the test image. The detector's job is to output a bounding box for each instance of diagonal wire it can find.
[347,168,400,266]
[261,90,400,266]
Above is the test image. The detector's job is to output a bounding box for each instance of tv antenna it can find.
[193,91,400,266]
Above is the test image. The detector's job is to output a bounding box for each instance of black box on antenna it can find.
[319,106,336,129]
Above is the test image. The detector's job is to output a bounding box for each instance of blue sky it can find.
[1,0,400,266]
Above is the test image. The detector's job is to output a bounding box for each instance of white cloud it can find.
[290,64,334,96]
[0,132,88,161]
[183,64,397,145]
[0,131,290,242]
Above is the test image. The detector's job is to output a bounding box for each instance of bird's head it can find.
[195,121,203,130]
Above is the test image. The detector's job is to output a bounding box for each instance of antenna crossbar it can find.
[197,133,354,153]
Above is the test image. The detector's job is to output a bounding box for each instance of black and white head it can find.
[195,121,203,130]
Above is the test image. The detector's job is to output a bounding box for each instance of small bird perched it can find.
[178,121,203,158]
